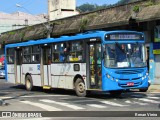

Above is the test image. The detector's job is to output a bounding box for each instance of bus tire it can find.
[25,75,33,91]
[109,90,122,97]
[75,78,86,97]
[139,88,148,92]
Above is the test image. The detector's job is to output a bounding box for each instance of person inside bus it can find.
[63,42,71,62]
[131,46,143,65]
[116,44,127,62]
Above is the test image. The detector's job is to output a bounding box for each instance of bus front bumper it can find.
[102,77,149,91]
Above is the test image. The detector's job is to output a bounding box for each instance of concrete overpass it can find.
[0,0,160,84]
[0,0,159,44]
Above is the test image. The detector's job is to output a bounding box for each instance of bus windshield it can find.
[104,43,146,68]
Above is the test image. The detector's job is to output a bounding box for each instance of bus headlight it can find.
[107,74,110,78]
[110,77,114,81]
[142,76,147,80]
[106,74,114,81]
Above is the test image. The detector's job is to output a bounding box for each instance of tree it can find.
[77,3,108,13]
[77,0,137,13]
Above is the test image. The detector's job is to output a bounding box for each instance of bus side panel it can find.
[65,63,87,89]
[51,63,86,89]
[22,64,42,86]
[7,64,15,84]
[51,64,66,88]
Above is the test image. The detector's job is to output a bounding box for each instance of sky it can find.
[0,0,120,15]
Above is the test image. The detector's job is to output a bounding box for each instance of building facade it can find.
[48,0,79,20]
[0,11,47,34]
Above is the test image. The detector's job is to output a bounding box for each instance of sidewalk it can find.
[148,84,160,93]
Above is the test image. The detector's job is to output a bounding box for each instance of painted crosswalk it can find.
[100,101,129,107]
[2,93,160,111]
[135,98,160,104]
[20,100,62,111]
[87,104,107,108]
[125,100,148,105]
[39,99,85,110]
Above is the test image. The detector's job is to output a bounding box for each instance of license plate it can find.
[127,82,134,86]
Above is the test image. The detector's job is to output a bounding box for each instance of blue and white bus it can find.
[5,31,149,97]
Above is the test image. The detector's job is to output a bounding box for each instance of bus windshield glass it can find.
[104,43,146,68]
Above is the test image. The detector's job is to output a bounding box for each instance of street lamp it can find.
[16,4,51,38]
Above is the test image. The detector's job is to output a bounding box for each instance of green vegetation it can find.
[77,0,141,13]
[79,18,88,32]
[77,3,109,13]
[8,31,16,35]
[133,5,140,13]
[146,0,155,6]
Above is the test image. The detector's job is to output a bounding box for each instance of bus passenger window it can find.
[52,43,65,62]
[31,45,40,63]
[68,41,83,62]
[6,49,15,63]
[23,47,31,63]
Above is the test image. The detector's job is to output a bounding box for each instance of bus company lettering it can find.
[11,112,42,118]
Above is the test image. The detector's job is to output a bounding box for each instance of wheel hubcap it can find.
[26,79,31,89]
[78,82,85,93]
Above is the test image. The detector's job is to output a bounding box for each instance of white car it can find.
[0,65,5,78]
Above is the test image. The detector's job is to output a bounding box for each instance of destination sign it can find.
[106,33,144,40]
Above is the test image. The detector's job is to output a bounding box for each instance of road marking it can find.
[40,99,84,110]
[21,118,51,120]
[20,101,61,111]
[149,92,160,93]
[0,97,12,99]
[21,95,69,98]
[72,99,97,103]
[125,100,148,105]
[135,98,160,104]
[100,101,128,107]
[131,94,145,98]
[147,96,159,100]
[88,104,107,108]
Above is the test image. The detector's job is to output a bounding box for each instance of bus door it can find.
[42,46,51,86]
[88,43,102,89]
[15,48,22,84]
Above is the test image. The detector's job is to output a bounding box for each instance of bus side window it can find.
[68,41,83,62]
[52,43,65,62]
[7,48,15,64]
[31,45,40,63]
[23,47,31,63]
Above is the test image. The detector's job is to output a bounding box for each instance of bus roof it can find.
[5,30,144,48]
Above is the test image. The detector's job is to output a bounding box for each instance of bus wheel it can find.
[25,75,33,91]
[109,90,122,97]
[139,88,148,92]
[75,78,86,97]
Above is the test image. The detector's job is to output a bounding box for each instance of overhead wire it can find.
[1,0,34,14]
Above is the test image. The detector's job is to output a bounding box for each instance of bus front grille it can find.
[115,69,144,75]
[118,82,142,88]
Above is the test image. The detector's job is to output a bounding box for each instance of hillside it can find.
[77,0,142,12]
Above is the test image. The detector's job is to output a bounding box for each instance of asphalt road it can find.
[0,79,160,119]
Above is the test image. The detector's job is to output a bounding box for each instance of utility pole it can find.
[47,0,51,38]
[16,4,51,38]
